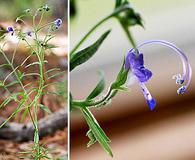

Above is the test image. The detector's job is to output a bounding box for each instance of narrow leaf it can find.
[82,108,113,157]
[5,80,20,87]
[70,30,111,71]
[0,99,25,128]
[47,71,65,79]
[25,62,40,68]
[39,104,52,114]
[0,26,7,37]
[111,58,129,89]
[87,71,105,100]
[0,97,12,109]
[86,129,97,147]
[0,64,10,68]
[70,93,73,111]
[45,68,61,74]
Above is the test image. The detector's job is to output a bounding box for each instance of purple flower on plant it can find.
[54,18,62,29]
[27,31,32,37]
[125,50,152,82]
[125,49,155,110]
[125,40,192,110]
[7,27,13,32]
[7,27,14,35]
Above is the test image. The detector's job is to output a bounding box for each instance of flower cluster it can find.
[54,18,63,29]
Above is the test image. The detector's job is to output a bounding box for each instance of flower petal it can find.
[147,98,156,110]
[133,67,152,82]
[126,72,137,86]
[125,50,144,70]
[139,82,156,110]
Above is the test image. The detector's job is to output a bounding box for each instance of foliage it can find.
[70,0,143,157]
[0,4,65,159]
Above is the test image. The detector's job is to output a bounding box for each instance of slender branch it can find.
[119,20,136,48]
[72,87,113,107]
[70,4,132,55]
[70,16,110,55]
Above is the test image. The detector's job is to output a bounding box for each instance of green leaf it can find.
[117,86,129,91]
[115,0,122,8]
[25,62,40,68]
[39,104,52,114]
[70,30,111,71]
[0,26,7,37]
[48,71,65,79]
[45,68,61,74]
[111,59,129,89]
[17,70,25,80]
[5,80,20,87]
[70,93,73,111]
[0,97,12,109]
[87,71,105,100]
[43,43,58,49]
[86,129,97,147]
[0,64,10,68]
[0,98,25,128]
[70,0,77,18]
[34,39,58,49]
[82,108,113,157]
[0,81,4,87]
[114,1,144,28]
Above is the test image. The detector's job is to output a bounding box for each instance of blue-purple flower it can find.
[125,50,152,82]
[27,31,32,37]
[7,27,14,35]
[125,40,192,110]
[125,49,156,110]
[54,18,62,29]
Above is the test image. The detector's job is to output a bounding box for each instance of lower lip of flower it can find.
[140,82,156,110]
[147,98,156,111]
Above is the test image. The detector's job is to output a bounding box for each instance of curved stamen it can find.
[139,82,156,110]
[130,40,192,94]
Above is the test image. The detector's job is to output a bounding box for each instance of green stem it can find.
[72,87,113,107]
[70,16,110,55]
[121,24,136,48]
[70,4,131,55]
[28,107,36,129]
[71,5,137,108]
[0,46,37,128]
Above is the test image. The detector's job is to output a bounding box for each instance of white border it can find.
[67,0,70,159]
